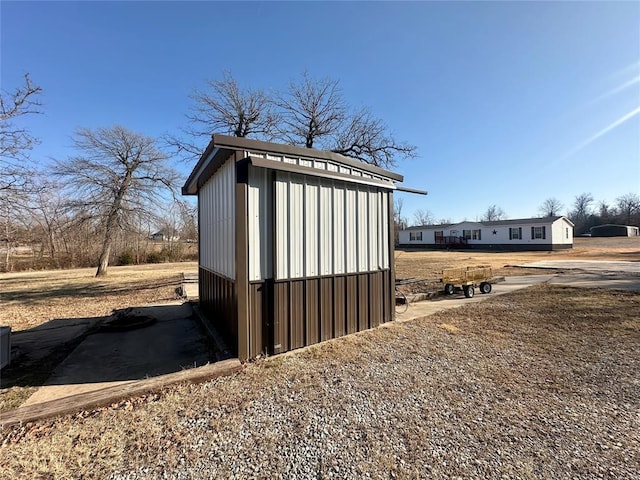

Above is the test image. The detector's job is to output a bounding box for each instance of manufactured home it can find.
[399,216,574,251]
[183,135,420,360]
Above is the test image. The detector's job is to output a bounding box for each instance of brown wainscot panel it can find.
[260,270,391,357]
[199,267,237,354]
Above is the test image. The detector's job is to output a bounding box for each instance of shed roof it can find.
[403,216,574,231]
[183,135,407,195]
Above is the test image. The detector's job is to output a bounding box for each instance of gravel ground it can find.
[3,285,636,479]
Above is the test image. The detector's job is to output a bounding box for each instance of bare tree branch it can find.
[274,72,346,149]
[538,197,564,217]
[167,71,276,162]
[481,205,507,222]
[332,108,417,168]
[0,73,43,191]
[53,125,181,276]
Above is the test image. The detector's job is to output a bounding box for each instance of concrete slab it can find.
[549,273,640,292]
[9,317,102,367]
[22,301,215,406]
[396,275,555,322]
[517,260,640,274]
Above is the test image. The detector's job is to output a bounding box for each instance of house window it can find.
[409,231,422,241]
[509,227,522,240]
[566,228,569,239]
[463,229,472,240]
[472,229,481,240]
[531,226,546,240]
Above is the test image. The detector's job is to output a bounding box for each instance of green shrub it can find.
[118,250,135,265]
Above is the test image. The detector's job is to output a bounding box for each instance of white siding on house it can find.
[275,172,390,280]
[199,158,236,279]
[551,219,573,245]
[399,217,574,247]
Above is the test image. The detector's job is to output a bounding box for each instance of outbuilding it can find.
[399,216,574,251]
[183,135,411,360]
[590,224,639,237]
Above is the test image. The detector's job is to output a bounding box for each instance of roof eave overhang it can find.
[246,156,397,190]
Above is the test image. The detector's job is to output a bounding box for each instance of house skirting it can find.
[398,243,573,252]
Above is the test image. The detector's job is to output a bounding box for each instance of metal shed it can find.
[590,224,640,237]
[183,135,407,360]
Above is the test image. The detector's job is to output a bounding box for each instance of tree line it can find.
[400,194,640,236]
[1,72,416,275]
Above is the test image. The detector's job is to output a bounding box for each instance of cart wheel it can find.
[395,289,409,314]
[463,285,475,298]
[480,282,492,294]
[444,284,454,295]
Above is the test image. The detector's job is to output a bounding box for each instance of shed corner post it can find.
[236,153,250,361]
[389,190,396,321]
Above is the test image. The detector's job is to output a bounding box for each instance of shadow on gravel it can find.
[1,303,221,389]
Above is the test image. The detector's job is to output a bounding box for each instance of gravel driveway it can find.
[2,286,638,479]
[100,286,638,480]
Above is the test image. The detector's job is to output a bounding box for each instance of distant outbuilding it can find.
[590,224,640,237]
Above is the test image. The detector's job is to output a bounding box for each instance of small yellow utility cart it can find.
[442,266,494,298]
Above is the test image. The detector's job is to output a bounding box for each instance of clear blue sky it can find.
[2,1,639,223]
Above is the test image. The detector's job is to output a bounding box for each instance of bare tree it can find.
[332,107,417,167]
[0,73,43,191]
[412,208,434,226]
[24,177,66,266]
[177,200,198,241]
[274,72,346,149]
[597,200,617,224]
[275,72,416,168]
[54,126,180,276]
[481,205,507,222]
[568,192,594,235]
[167,71,276,160]
[571,193,594,220]
[393,197,408,246]
[538,197,564,217]
[616,193,640,225]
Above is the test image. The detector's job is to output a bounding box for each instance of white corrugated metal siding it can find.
[199,158,236,279]
[274,171,391,280]
[248,166,272,281]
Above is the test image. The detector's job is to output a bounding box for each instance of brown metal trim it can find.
[269,268,391,283]
[395,185,428,195]
[235,153,250,361]
[211,134,403,181]
[248,156,397,190]
[183,147,235,195]
[388,191,396,322]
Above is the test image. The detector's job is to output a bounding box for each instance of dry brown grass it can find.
[0,286,638,479]
[0,262,197,331]
[395,236,640,293]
